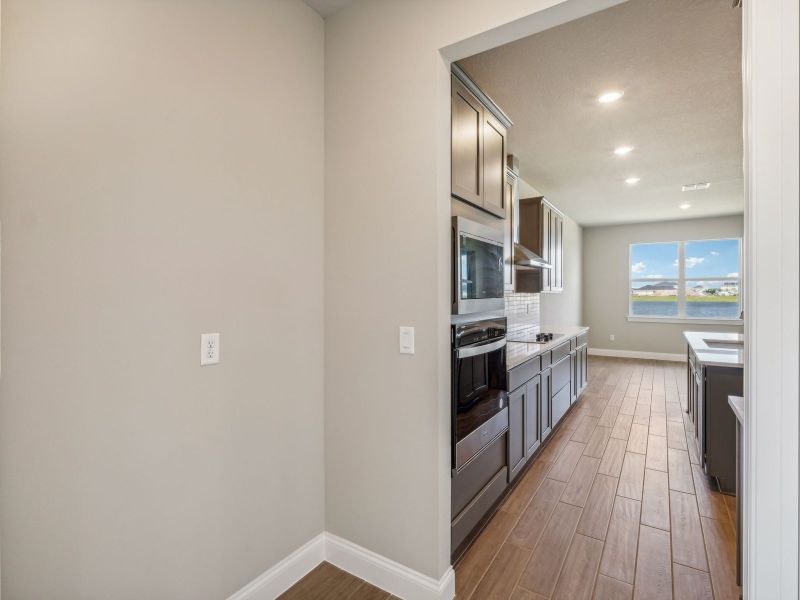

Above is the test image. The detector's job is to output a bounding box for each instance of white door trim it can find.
[742,0,799,597]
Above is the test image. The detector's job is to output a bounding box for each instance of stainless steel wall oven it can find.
[451,317,508,471]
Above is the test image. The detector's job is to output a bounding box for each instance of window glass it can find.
[631,280,678,316]
[685,280,741,319]
[629,238,741,320]
[683,239,740,278]
[630,242,679,317]
[630,242,679,279]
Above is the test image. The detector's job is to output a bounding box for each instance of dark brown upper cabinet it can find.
[518,197,565,293]
[451,77,483,206]
[552,210,564,292]
[482,113,506,217]
[451,66,512,218]
[503,166,519,291]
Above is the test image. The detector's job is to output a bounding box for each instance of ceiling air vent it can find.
[681,182,711,192]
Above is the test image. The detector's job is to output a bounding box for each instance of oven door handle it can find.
[457,338,506,359]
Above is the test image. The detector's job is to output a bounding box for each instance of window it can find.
[629,238,741,321]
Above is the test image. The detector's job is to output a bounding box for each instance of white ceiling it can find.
[458,0,743,226]
[304,0,352,18]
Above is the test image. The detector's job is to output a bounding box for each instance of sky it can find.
[630,239,740,280]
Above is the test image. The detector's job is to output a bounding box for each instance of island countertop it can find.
[507,326,589,371]
[728,395,745,425]
[684,331,744,368]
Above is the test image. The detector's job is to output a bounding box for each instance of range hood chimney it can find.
[514,243,552,270]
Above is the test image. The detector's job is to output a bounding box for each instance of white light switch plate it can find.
[201,333,220,365]
[399,326,415,355]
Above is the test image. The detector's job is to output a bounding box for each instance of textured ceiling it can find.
[303,0,351,18]
[458,0,743,226]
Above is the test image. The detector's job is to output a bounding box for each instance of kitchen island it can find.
[685,331,743,494]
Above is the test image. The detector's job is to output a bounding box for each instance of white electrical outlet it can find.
[201,333,220,365]
[610,334,616,342]
[399,326,415,355]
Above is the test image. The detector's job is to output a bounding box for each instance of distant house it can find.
[687,284,706,297]
[632,281,678,297]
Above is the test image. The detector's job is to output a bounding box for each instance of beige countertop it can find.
[684,331,744,368]
[507,325,590,371]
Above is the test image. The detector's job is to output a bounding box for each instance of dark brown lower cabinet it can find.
[508,374,542,482]
[551,354,572,424]
[450,433,508,558]
[452,333,589,560]
[570,348,578,404]
[552,383,571,425]
[508,384,527,481]
[525,375,541,457]
[577,344,588,394]
[540,367,552,441]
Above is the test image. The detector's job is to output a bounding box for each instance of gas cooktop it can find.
[507,332,565,344]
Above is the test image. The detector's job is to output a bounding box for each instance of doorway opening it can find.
[441,1,762,598]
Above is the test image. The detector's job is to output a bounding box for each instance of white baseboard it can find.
[228,532,455,600]
[227,533,326,600]
[589,347,686,362]
[325,532,455,600]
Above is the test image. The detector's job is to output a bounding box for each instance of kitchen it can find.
[447,1,744,598]
[1,1,795,599]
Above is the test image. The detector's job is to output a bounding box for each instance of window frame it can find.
[627,237,743,325]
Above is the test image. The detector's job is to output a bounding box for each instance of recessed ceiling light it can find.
[625,177,640,185]
[681,182,711,192]
[680,203,692,210]
[598,90,624,104]
[614,146,634,156]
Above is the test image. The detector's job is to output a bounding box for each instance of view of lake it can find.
[631,301,740,319]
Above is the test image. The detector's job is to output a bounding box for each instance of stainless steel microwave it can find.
[452,217,505,315]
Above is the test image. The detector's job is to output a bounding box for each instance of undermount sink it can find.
[703,337,744,350]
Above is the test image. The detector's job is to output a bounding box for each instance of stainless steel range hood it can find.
[514,243,552,270]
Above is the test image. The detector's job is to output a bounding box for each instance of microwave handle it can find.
[457,338,506,359]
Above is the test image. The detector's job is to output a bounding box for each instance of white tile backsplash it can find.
[505,292,540,337]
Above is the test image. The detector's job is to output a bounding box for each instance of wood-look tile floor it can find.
[278,561,399,600]
[280,358,739,600]
[455,356,740,600]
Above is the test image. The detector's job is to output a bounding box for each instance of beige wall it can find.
[324,0,621,581]
[0,2,325,598]
[582,215,744,356]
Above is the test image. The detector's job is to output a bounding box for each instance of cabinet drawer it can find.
[452,431,507,517]
[451,466,508,555]
[577,332,588,347]
[455,407,509,471]
[552,384,571,425]
[551,355,571,393]
[540,351,552,369]
[508,356,542,391]
[551,341,570,364]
